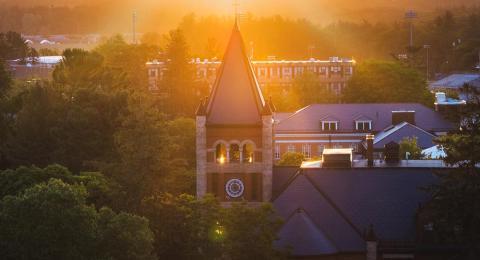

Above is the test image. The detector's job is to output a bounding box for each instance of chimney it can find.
[392,111,415,125]
[366,134,374,167]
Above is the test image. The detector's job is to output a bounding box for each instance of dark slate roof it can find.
[206,22,266,125]
[373,122,436,149]
[275,209,339,256]
[274,173,366,253]
[430,74,480,90]
[276,103,455,133]
[273,168,440,255]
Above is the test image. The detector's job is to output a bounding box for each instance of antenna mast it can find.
[132,11,137,44]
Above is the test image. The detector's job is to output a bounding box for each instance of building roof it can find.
[430,74,480,90]
[276,103,455,133]
[205,22,266,124]
[373,122,436,149]
[275,209,339,256]
[272,168,440,255]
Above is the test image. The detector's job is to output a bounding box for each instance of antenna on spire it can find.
[233,0,240,27]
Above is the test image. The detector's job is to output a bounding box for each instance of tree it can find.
[141,193,285,260]
[293,72,339,105]
[399,137,423,160]
[423,86,480,259]
[0,164,119,209]
[95,35,160,89]
[0,179,155,260]
[277,152,305,166]
[162,29,208,116]
[0,62,11,99]
[342,60,433,106]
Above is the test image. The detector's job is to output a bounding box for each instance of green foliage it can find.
[162,29,209,116]
[0,62,12,99]
[141,193,285,260]
[3,81,127,172]
[399,137,423,160]
[0,179,156,260]
[342,61,433,105]
[95,35,160,88]
[0,165,118,208]
[0,31,35,61]
[424,86,480,258]
[277,152,305,166]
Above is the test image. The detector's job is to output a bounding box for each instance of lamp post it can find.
[424,44,431,81]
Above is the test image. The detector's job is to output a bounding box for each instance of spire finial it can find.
[233,0,240,29]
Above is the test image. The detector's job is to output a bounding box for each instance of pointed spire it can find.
[205,22,266,124]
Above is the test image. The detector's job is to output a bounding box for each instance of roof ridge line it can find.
[271,168,303,201]
[303,173,366,240]
[300,207,341,251]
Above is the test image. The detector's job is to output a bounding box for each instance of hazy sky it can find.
[3,0,479,33]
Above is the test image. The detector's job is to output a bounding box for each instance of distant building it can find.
[274,103,456,160]
[198,22,462,259]
[147,56,355,94]
[430,73,480,101]
[6,56,62,79]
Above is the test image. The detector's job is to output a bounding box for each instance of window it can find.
[148,69,158,77]
[242,143,255,163]
[274,145,280,159]
[230,144,240,163]
[356,121,372,131]
[287,144,295,153]
[215,143,227,164]
[302,144,311,159]
[322,121,338,131]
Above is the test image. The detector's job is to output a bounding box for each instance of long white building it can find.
[147,56,355,95]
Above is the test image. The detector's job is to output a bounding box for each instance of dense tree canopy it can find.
[342,60,434,105]
[0,179,155,260]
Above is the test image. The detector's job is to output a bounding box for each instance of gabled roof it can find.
[275,209,339,256]
[430,74,480,89]
[272,167,440,257]
[205,22,266,125]
[373,122,436,149]
[273,173,365,253]
[276,103,455,133]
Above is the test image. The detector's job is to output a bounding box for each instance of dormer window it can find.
[322,121,338,131]
[355,120,372,131]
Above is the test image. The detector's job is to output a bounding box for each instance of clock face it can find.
[225,178,244,198]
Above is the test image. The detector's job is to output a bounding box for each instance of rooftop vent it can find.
[322,148,352,168]
[392,111,415,125]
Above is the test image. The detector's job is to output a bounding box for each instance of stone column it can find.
[196,116,207,198]
[262,114,273,202]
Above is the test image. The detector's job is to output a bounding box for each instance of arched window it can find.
[216,143,227,164]
[243,143,255,163]
[230,144,240,163]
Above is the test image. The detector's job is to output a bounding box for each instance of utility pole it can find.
[132,11,137,44]
[405,10,417,47]
[424,44,431,81]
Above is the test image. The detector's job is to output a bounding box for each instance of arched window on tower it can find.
[243,143,255,163]
[230,144,240,163]
[216,143,227,164]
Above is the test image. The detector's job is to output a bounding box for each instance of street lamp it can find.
[424,44,431,81]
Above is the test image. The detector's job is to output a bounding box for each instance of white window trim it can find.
[355,120,372,131]
[274,145,280,159]
[322,121,338,131]
[302,144,311,159]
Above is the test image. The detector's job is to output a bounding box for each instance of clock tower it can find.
[196,22,274,202]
